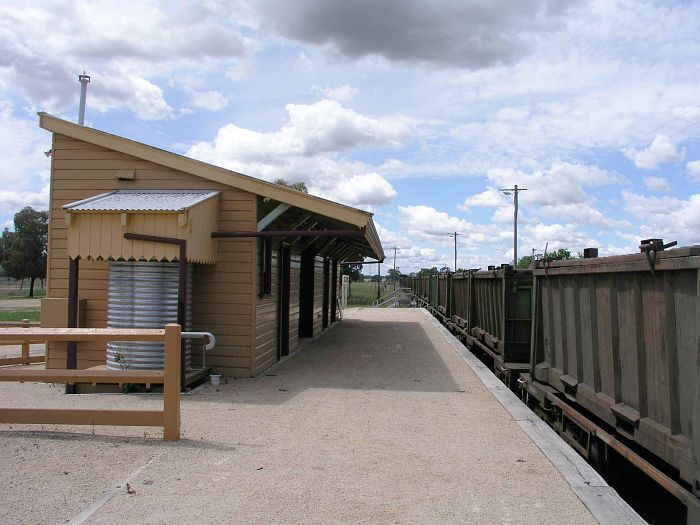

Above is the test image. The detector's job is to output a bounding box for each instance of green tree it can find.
[340,256,363,282]
[518,248,577,269]
[274,178,308,193]
[386,268,402,286]
[417,267,438,277]
[0,207,48,297]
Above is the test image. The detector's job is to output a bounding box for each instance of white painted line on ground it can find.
[420,309,646,525]
[68,456,158,525]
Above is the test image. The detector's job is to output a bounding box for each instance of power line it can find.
[621,105,700,149]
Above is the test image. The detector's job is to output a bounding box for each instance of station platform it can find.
[0,308,641,523]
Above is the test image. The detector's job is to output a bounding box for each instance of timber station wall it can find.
[47,133,256,377]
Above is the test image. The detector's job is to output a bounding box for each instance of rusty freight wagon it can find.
[408,266,532,387]
[38,113,384,384]
[523,244,700,519]
[459,267,532,387]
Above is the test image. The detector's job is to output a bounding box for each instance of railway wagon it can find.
[418,275,430,302]
[450,271,474,331]
[436,273,451,319]
[525,245,700,500]
[428,274,438,309]
[465,267,533,386]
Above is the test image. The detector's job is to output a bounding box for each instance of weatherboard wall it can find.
[253,240,279,376]
[46,133,257,377]
[252,248,335,375]
[312,256,325,337]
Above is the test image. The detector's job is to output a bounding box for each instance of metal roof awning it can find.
[63,190,220,264]
[63,189,220,212]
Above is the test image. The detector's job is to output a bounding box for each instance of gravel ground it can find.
[0,308,595,524]
[0,343,46,360]
[0,298,41,310]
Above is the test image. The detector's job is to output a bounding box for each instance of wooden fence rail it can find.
[0,324,181,441]
[0,319,45,366]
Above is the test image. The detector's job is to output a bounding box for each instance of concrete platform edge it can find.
[419,308,646,525]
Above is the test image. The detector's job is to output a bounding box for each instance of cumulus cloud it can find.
[0,1,250,118]
[188,99,413,163]
[395,203,608,270]
[459,188,509,211]
[397,204,514,255]
[0,185,50,217]
[622,135,684,170]
[324,173,397,206]
[494,106,530,121]
[312,84,359,103]
[643,176,671,192]
[255,0,576,69]
[458,162,627,232]
[186,100,411,208]
[521,223,597,252]
[374,223,447,272]
[486,163,620,205]
[398,205,473,238]
[622,190,700,243]
[535,203,631,230]
[687,160,700,182]
[89,73,172,120]
[449,33,700,165]
[0,101,51,222]
[461,162,631,235]
[191,90,229,111]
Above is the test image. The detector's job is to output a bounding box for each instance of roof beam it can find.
[211,229,363,239]
[257,203,291,231]
[318,238,339,257]
[298,236,320,253]
[290,222,318,246]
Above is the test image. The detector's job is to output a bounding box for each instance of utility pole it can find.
[447,232,461,272]
[392,247,397,291]
[499,185,527,266]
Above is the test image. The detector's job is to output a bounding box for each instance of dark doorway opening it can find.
[278,244,291,358]
[322,258,330,329]
[330,259,338,323]
[299,244,315,338]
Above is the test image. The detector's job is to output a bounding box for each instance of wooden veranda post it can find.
[163,323,181,441]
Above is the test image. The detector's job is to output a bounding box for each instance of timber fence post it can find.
[163,323,181,441]
[21,319,30,358]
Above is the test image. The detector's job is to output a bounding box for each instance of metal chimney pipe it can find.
[78,72,90,125]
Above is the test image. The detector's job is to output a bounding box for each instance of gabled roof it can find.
[63,189,220,212]
[39,112,384,261]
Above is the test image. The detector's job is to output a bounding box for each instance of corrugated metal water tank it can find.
[106,261,192,370]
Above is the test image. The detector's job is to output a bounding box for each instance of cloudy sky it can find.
[2,0,699,273]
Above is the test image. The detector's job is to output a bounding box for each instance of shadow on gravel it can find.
[0,429,248,451]
[193,319,462,405]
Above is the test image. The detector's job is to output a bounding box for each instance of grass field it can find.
[0,309,40,322]
[0,278,45,299]
[346,281,394,306]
